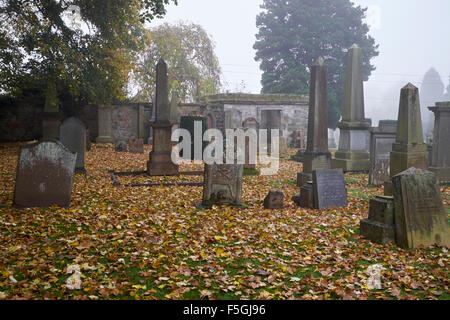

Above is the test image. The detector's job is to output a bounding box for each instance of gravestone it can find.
[312,168,348,209]
[264,189,284,209]
[147,59,179,176]
[369,120,397,186]
[332,45,370,172]
[428,101,450,184]
[128,138,144,154]
[60,117,86,174]
[115,140,127,152]
[298,58,331,187]
[85,129,91,151]
[392,167,450,248]
[360,196,395,244]
[298,181,314,208]
[202,163,243,206]
[13,140,76,208]
[96,106,114,143]
[387,83,429,195]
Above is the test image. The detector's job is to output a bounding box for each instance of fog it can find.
[151,0,450,129]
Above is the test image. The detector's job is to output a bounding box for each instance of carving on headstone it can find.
[202,163,243,207]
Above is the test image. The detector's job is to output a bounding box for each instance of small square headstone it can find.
[264,189,284,209]
[312,168,348,209]
[128,138,144,154]
[202,163,243,206]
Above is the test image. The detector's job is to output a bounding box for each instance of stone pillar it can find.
[332,44,370,172]
[298,58,331,187]
[369,120,397,186]
[96,106,114,143]
[147,59,179,176]
[385,83,428,195]
[428,101,450,184]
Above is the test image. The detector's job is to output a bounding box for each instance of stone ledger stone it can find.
[369,120,397,186]
[13,140,76,208]
[428,102,450,184]
[312,168,348,209]
[202,163,243,206]
[332,44,370,172]
[60,117,86,174]
[392,167,450,248]
[264,189,284,209]
[360,196,395,244]
[298,58,331,187]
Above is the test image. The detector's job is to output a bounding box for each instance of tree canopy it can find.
[0,0,177,108]
[133,21,221,103]
[254,0,379,128]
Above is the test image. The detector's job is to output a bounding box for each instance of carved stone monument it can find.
[332,44,370,172]
[312,168,348,209]
[60,117,86,174]
[298,58,331,187]
[202,163,243,207]
[96,106,114,143]
[360,196,396,244]
[147,59,179,176]
[369,120,397,186]
[13,140,76,208]
[264,189,284,209]
[428,101,450,184]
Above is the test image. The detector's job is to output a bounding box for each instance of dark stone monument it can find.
[360,196,396,244]
[392,167,450,248]
[60,117,86,174]
[299,181,314,208]
[128,138,144,154]
[369,120,397,186]
[202,163,243,207]
[332,44,371,172]
[298,58,331,187]
[386,83,429,195]
[147,59,179,176]
[312,168,348,209]
[264,189,284,209]
[428,101,450,184]
[96,106,114,143]
[13,140,76,208]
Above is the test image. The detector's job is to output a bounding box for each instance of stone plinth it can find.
[360,196,395,244]
[428,101,450,184]
[369,120,397,186]
[147,123,178,176]
[96,106,114,143]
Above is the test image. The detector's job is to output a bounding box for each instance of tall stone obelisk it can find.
[298,58,331,187]
[332,44,370,172]
[147,59,179,176]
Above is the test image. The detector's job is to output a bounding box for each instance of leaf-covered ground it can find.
[0,142,448,300]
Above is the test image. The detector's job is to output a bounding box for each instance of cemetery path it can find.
[0,142,448,300]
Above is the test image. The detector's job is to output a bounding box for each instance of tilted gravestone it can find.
[13,140,76,208]
[202,163,243,207]
[369,120,397,186]
[60,117,86,174]
[264,189,284,209]
[428,101,450,184]
[312,168,348,209]
[128,138,144,154]
[392,167,450,248]
[298,58,331,187]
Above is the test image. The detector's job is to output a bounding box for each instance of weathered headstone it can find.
[392,167,450,248]
[128,138,144,154]
[387,83,429,195]
[115,140,127,152]
[332,44,370,172]
[13,140,76,208]
[360,196,395,244]
[299,181,314,208]
[147,59,179,176]
[96,106,114,143]
[312,168,348,209]
[428,101,450,184]
[60,117,86,174]
[264,189,284,209]
[298,58,331,187]
[369,120,397,186]
[85,129,91,151]
[202,163,243,206]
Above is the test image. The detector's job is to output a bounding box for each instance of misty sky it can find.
[151,0,450,125]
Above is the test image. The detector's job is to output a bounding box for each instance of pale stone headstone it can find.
[264,189,284,209]
[428,101,450,184]
[332,44,370,172]
[60,117,86,174]
[369,120,397,186]
[13,140,76,208]
[392,167,450,248]
[298,58,331,187]
[312,168,348,209]
[202,163,243,206]
[96,106,114,143]
[128,138,144,154]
